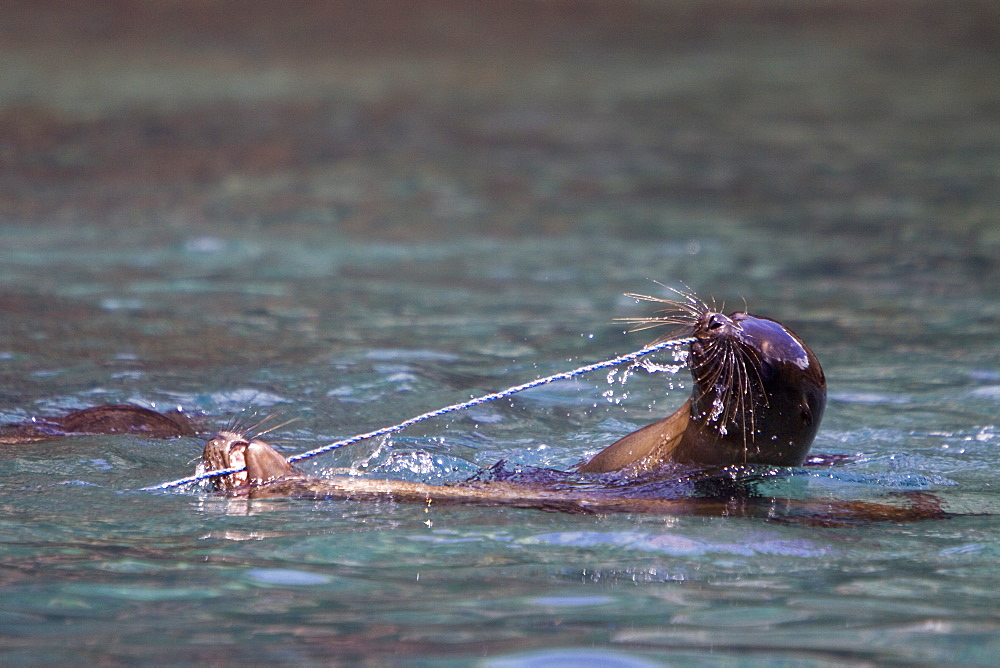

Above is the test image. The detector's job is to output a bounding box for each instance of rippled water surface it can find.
[2,2,999,664]
[2,225,997,665]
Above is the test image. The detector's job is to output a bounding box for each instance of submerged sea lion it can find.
[0,404,196,444]
[578,294,826,472]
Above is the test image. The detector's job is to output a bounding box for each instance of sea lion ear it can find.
[244,439,294,482]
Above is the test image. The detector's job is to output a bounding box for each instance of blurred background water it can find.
[1,1,998,664]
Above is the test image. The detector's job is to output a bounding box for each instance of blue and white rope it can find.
[141,336,694,491]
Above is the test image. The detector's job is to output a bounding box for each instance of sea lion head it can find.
[576,290,827,474]
[680,308,826,466]
[201,430,295,492]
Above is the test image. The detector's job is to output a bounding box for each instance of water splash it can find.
[602,347,689,406]
[708,397,726,432]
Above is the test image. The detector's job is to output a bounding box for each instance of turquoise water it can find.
[3,1,1000,663]
[0,223,997,664]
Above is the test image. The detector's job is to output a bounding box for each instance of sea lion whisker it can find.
[733,348,753,457]
[721,345,741,429]
[617,310,700,324]
[742,357,755,434]
[697,363,727,399]
[626,286,706,313]
[242,411,287,436]
[621,295,703,324]
[647,281,704,307]
[704,340,727,385]
[738,345,767,404]
[727,340,756,442]
[615,316,697,330]
[227,408,263,435]
[622,292,676,305]
[616,315,692,324]
[669,282,712,317]
[253,417,300,439]
[692,357,721,392]
[674,283,709,313]
[695,342,729,387]
[701,339,749,449]
[616,292,705,340]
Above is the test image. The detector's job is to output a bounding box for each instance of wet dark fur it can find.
[578,290,826,472]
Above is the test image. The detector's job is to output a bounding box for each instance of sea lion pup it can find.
[0,404,196,444]
[577,293,826,472]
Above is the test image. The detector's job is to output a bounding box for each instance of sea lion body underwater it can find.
[199,295,830,507]
[0,404,196,444]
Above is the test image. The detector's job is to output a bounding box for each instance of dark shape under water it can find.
[0,404,196,444]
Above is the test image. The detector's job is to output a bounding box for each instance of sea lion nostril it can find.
[708,314,726,330]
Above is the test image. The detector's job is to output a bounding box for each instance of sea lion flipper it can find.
[576,399,691,474]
